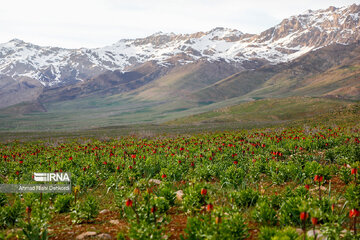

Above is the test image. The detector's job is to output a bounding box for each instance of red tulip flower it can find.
[311,217,318,225]
[349,209,360,218]
[103,161,107,165]
[206,203,213,212]
[314,175,323,182]
[305,184,310,190]
[351,168,358,175]
[233,160,238,165]
[300,212,308,221]
[26,206,32,214]
[151,206,156,213]
[201,188,207,195]
[161,174,167,179]
[126,199,133,207]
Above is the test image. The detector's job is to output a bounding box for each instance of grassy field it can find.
[0,102,360,239]
[0,97,359,143]
[166,97,356,124]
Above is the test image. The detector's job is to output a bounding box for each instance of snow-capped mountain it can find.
[0,4,359,88]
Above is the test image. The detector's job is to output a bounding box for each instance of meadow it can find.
[0,102,359,240]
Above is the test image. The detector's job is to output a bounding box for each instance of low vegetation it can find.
[0,103,359,239]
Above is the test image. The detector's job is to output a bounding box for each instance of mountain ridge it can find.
[188,41,360,103]
[1,4,359,89]
[0,4,360,130]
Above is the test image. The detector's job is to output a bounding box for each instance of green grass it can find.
[0,94,356,133]
[166,97,355,125]
[1,97,358,143]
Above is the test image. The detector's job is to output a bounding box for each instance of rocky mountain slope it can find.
[1,4,359,89]
[0,4,359,130]
[189,42,360,103]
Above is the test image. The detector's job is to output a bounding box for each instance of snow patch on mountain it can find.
[0,4,359,87]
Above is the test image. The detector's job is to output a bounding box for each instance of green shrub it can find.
[303,161,322,180]
[22,201,51,240]
[221,165,245,187]
[22,222,49,240]
[282,186,309,199]
[182,184,209,214]
[0,198,24,229]
[252,199,278,226]
[70,196,99,223]
[128,220,163,240]
[152,197,170,214]
[230,188,259,208]
[156,183,176,206]
[0,193,7,207]
[339,167,352,184]
[122,192,168,240]
[325,149,336,163]
[193,165,214,181]
[75,175,97,191]
[258,226,298,240]
[54,195,73,213]
[183,211,249,240]
[320,223,343,239]
[268,194,283,210]
[269,161,300,185]
[345,184,360,209]
[279,197,302,226]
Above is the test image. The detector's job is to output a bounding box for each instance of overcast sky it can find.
[0,0,358,48]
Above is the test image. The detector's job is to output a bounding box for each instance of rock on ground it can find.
[109,219,120,225]
[175,190,184,202]
[97,233,112,239]
[149,179,162,185]
[99,209,110,214]
[76,231,97,240]
[307,229,327,240]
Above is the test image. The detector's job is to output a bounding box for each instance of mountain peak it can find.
[149,31,177,37]
[326,6,338,12]
[258,3,360,46]
[208,27,243,34]
[205,27,243,42]
[8,38,25,45]
[348,3,360,10]
[1,4,360,88]
[209,27,227,32]
[151,31,164,36]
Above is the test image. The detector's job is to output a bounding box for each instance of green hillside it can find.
[1,44,359,132]
[166,97,355,125]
